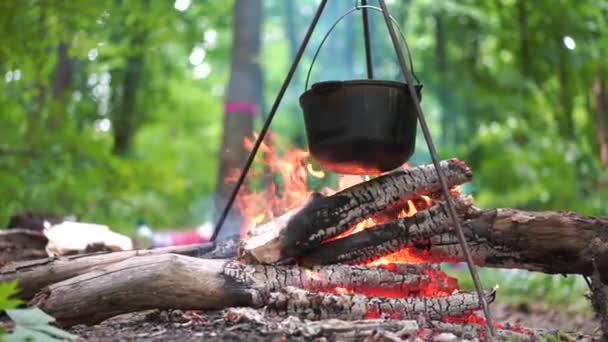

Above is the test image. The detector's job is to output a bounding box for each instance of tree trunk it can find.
[111,37,145,155]
[595,75,608,170]
[215,0,263,239]
[282,0,299,74]
[516,0,530,79]
[48,42,73,129]
[51,42,72,101]
[433,12,451,145]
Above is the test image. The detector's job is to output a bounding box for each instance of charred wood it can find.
[223,262,452,298]
[242,159,472,264]
[299,205,608,281]
[264,286,496,321]
[413,207,608,280]
[301,204,451,265]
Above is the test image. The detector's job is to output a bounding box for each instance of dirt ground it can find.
[69,303,599,341]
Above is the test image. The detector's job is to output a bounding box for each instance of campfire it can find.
[226,142,515,338]
[2,138,606,340]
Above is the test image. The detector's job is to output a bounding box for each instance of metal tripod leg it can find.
[361,0,374,79]
[377,0,497,338]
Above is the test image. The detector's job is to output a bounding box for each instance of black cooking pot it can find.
[299,79,422,175]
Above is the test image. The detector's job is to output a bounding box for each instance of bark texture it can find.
[412,207,608,278]
[31,255,487,327]
[296,203,608,280]
[0,242,215,299]
[241,159,472,264]
[31,255,260,326]
[301,203,451,265]
[265,286,495,321]
[223,262,448,298]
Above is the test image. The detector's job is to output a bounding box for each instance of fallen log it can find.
[265,286,495,321]
[1,242,215,299]
[242,159,473,264]
[30,254,491,326]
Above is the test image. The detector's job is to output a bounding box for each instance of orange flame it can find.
[229,132,436,266]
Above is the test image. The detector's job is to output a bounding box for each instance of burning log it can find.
[223,261,456,298]
[301,203,452,265]
[30,254,490,326]
[242,159,473,264]
[265,286,495,321]
[294,202,608,281]
[410,207,608,279]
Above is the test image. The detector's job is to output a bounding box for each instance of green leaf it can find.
[31,325,79,340]
[4,326,54,342]
[0,281,22,311]
[6,308,55,326]
[4,308,78,341]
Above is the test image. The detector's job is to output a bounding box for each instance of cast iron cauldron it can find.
[299,79,422,175]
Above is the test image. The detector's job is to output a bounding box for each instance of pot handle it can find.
[304,3,420,91]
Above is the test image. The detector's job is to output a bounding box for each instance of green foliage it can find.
[0,281,23,314]
[4,308,78,342]
[449,267,591,310]
[0,0,233,234]
[0,281,76,341]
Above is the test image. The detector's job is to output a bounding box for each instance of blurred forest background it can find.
[0,0,607,299]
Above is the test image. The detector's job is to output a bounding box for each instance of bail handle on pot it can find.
[304,2,421,91]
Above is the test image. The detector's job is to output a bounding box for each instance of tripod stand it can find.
[211,1,496,337]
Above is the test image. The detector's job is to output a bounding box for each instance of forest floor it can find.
[69,302,598,341]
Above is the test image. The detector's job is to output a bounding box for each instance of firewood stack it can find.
[1,159,605,340]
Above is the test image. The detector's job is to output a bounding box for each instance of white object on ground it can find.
[44,221,133,256]
[197,221,214,240]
